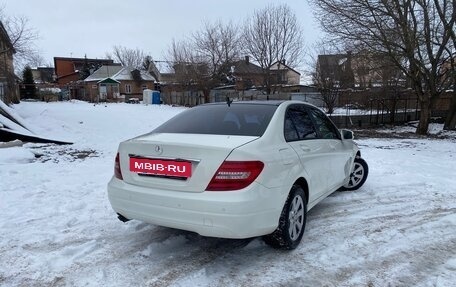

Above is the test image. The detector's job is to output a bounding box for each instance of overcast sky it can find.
[2,0,322,69]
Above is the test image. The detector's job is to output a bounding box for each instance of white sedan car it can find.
[107,100,368,249]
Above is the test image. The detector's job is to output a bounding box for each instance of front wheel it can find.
[263,185,307,250]
[342,157,369,191]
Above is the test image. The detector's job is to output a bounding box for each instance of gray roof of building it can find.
[84,66,156,82]
[84,65,123,82]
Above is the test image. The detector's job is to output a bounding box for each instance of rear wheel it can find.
[342,157,368,191]
[263,185,307,250]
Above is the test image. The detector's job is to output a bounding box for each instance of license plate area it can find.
[129,157,192,178]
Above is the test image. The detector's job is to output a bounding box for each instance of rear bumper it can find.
[107,177,283,238]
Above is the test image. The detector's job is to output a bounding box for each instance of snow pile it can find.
[1,99,73,144]
[0,146,36,164]
[0,101,455,286]
[0,99,36,136]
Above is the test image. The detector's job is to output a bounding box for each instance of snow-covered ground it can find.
[1,101,455,287]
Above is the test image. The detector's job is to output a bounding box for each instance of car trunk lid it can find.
[118,133,258,192]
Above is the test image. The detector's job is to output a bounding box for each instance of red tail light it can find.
[114,153,123,180]
[206,161,264,191]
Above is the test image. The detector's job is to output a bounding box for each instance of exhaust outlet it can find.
[117,213,130,222]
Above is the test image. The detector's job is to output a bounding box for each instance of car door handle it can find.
[300,145,311,152]
[329,143,337,150]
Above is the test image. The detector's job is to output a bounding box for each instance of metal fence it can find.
[329,98,421,128]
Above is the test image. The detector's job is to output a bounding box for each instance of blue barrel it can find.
[152,91,161,104]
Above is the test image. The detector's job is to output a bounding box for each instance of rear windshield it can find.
[153,104,277,136]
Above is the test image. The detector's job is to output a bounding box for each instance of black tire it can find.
[341,157,369,191]
[263,185,307,250]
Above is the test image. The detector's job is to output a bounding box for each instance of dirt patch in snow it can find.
[27,144,99,163]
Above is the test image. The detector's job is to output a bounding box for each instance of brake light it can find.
[206,161,264,191]
[114,153,123,180]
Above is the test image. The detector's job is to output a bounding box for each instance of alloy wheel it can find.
[288,195,304,241]
[347,161,364,188]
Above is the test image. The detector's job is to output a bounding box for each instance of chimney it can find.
[245,56,249,64]
[282,59,286,65]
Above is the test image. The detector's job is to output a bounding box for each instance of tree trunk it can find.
[202,89,210,104]
[444,93,456,130]
[417,99,431,135]
[264,69,272,97]
[265,83,271,97]
[390,98,397,125]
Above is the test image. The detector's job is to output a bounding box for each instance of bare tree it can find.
[165,20,241,104]
[107,46,149,69]
[242,4,304,95]
[445,87,456,130]
[0,7,40,73]
[192,20,241,79]
[308,45,342,113]
[310,0,456,135]
[313,72,340,114]
[166,6,304,103]
[26,53,46,68]
[166,39,209,105]
[1,7,40,103]
[190,20,242,101]
[443,10,456,130]
[166,38,197,87]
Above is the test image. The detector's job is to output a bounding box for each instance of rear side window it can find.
[308,107,340,139]
[284,105,317,142]
[153,104,277,136]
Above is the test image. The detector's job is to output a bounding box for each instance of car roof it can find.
[201,100,314,107]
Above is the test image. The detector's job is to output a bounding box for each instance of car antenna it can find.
[226,96,233,107]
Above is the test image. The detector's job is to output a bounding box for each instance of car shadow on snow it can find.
[119,223,264,286]
[134,224,256,253]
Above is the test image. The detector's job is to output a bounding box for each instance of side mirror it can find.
[341,129,354,140]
